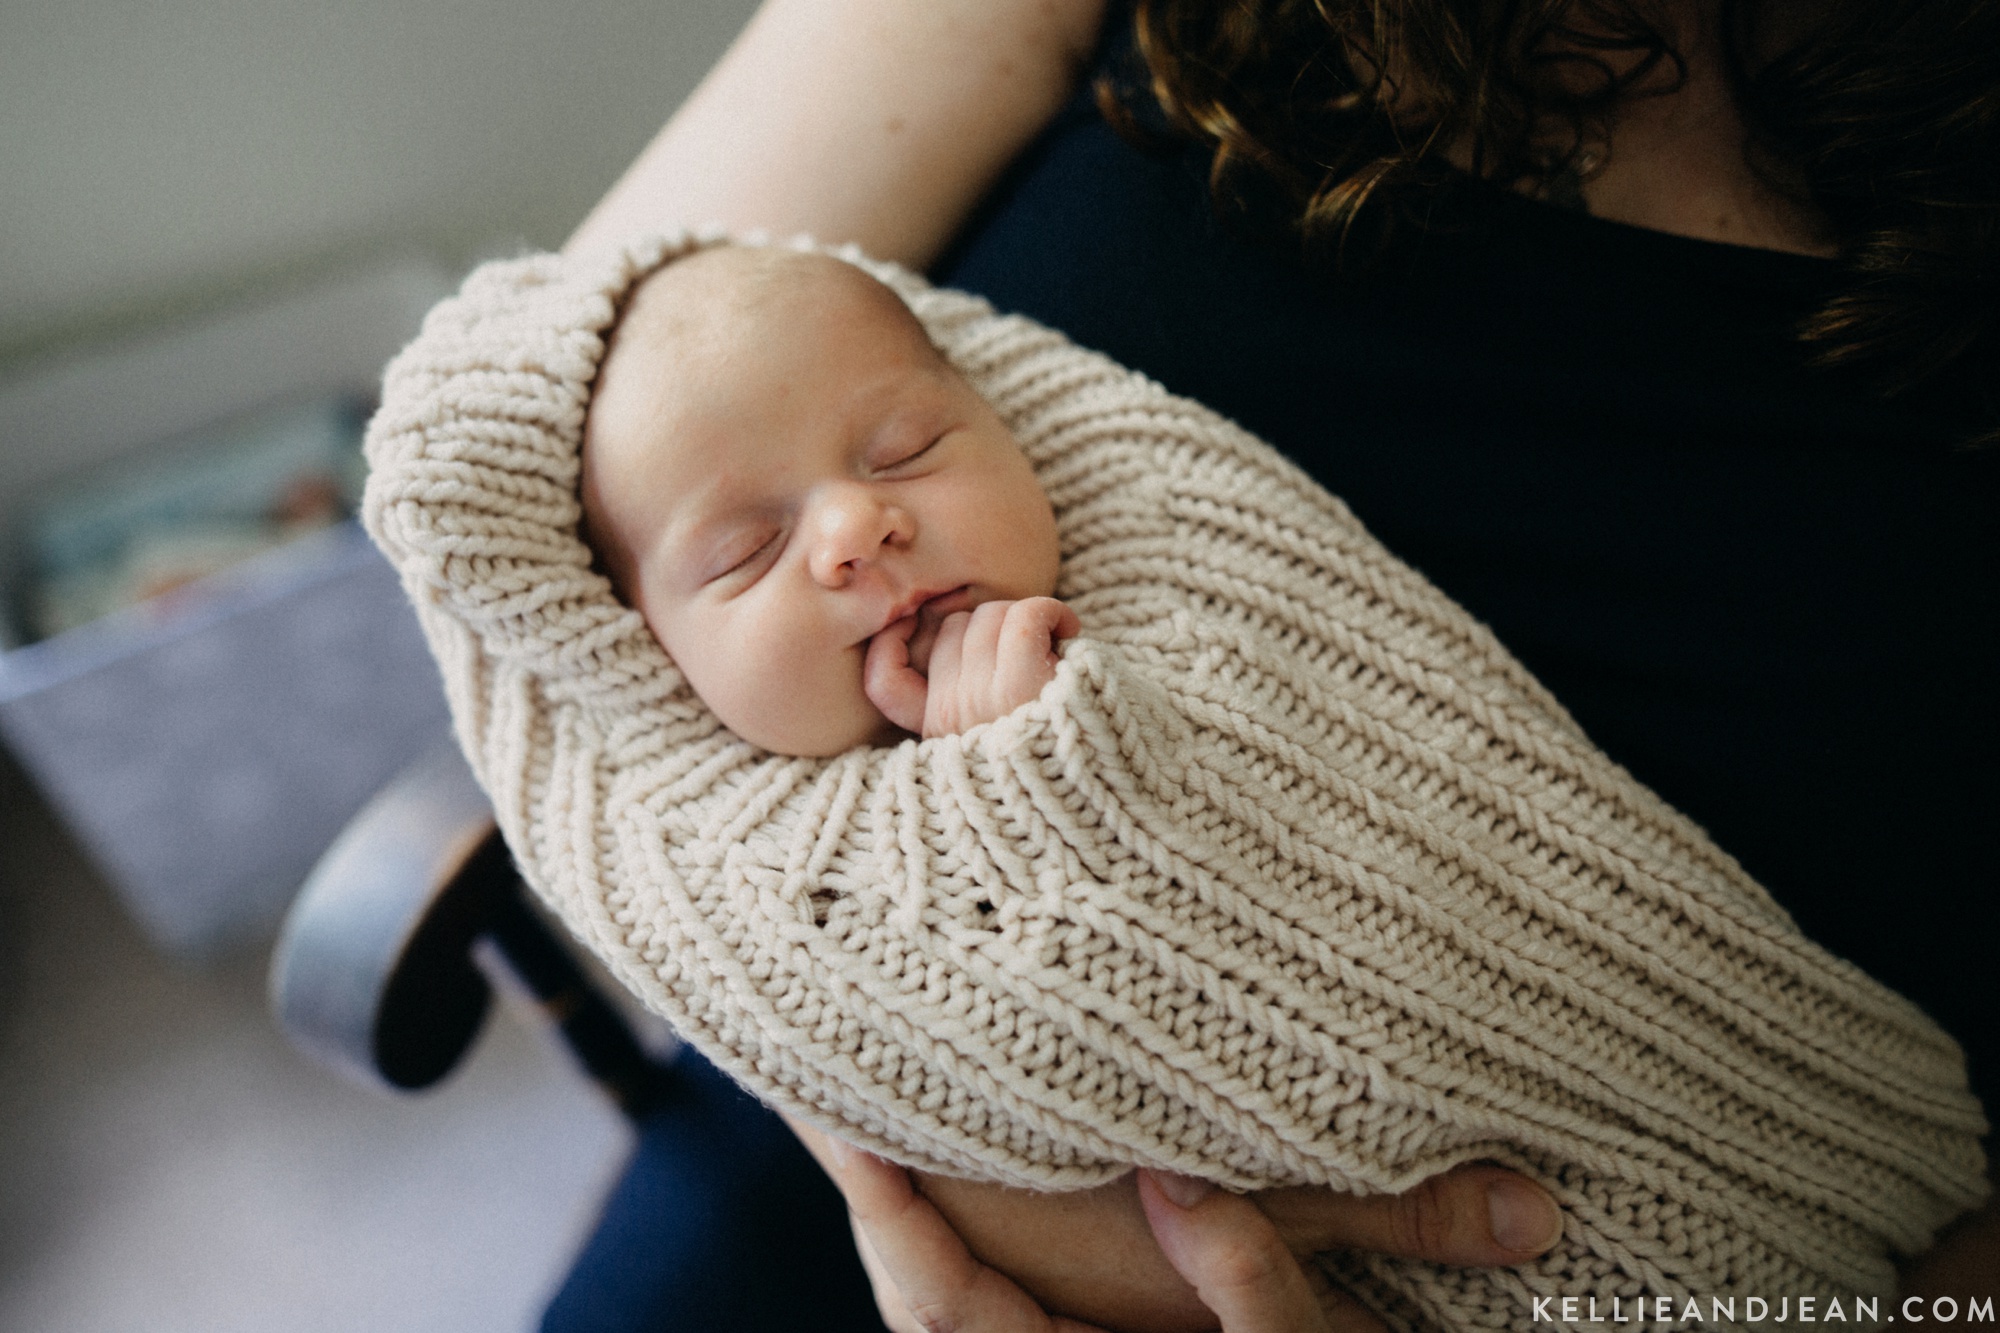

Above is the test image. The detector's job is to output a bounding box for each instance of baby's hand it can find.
[864,597,1080,739]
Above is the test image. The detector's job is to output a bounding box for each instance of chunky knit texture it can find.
[363,232,1987,1331]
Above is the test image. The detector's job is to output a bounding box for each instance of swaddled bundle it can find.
[363,231,1986,1331]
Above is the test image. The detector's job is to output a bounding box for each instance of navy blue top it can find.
[937,77,2000,1114]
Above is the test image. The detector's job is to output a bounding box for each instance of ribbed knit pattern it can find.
[363,232,1986,1332]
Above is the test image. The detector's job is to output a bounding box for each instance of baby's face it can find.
[582,248,1060,756]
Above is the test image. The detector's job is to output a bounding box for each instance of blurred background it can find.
[1,0,760,1328]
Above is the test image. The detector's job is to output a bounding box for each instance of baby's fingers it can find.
[926,611,971,698]
[864,618,928,735]
[993,598,1079,705]
[1007,597,1080,650]
[919,600,1078,737]
[958,599,1015,671]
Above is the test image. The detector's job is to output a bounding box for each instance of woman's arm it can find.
[566,0,1108,268]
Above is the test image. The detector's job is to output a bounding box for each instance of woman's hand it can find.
[1249,1168,1566,1269]
[831,1140,1115,1333]
[829,1140,1375,1333]
[1137,1171,1380,1333]
[792,1117,1562,1333]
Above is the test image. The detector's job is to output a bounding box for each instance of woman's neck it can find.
[1558,0,1836,256]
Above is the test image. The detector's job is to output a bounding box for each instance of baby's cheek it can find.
[658,621,785,743]
[732,659,892,756]
[666,610,894,755]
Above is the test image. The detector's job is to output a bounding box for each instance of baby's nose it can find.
[806,484,914,587]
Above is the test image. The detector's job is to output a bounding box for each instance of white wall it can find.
[0,0,759,367]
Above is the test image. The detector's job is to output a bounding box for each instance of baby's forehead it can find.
[614,246,936,365]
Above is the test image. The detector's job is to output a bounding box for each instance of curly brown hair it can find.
[1102,0,1999,421]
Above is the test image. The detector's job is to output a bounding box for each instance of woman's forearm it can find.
[566,0,1108,268]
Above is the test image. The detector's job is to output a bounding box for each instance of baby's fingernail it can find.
[1150,1171,1215,1209]
[1487,1178,1563,1254]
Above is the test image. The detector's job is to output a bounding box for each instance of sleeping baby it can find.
[364,233,1987,1333]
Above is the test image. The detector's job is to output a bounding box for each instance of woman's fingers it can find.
[1142,1166,1556,1331]
[1139,1171,1380,1333]
[847,1214,930,1333]
[825,1138,1109,1333]
[1254,1165,1564,1269]
[831,1142,995,1328]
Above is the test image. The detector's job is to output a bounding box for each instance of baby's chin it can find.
[718,696,911,758]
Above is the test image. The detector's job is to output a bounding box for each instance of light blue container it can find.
[0,256,457,955]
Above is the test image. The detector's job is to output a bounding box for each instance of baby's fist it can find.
[864,597,1079,739]
[922,598,1080,737]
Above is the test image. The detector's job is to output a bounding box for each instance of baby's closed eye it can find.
[866,407,956,472]
[705,526,784,584]
[880,433,942,469]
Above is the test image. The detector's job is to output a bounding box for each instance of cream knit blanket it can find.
[363,232,1986,1331]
